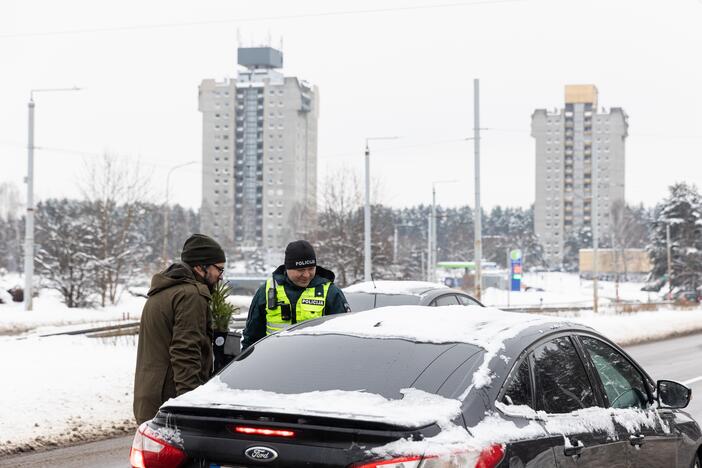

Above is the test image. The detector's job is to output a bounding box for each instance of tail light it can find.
[129,422,187,468]
[352,456,423,468]
[231,425,296,437]
[351,443,505,468]
[475,444,505,468]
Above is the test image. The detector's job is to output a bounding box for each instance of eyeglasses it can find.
[208,264,225,277]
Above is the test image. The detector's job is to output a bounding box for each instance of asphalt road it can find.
[0,435,133,468]
[624,332,702,423]
[3,333,702,467]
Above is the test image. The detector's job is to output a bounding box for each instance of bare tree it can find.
[80,154,152,306]
[314,170,364,286]
[609,199,649,281]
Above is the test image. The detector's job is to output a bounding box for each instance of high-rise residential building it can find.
[199,46,319,258]
[531,85,628,268]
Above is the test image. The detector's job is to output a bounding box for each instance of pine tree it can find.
[35,199,98,308]
[647,182,702,290]
[562,226,592,272]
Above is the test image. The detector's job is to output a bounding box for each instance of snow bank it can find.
[0,288,146,335]
[0,334,137,455]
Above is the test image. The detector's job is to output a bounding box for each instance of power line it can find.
[0,0,525,39]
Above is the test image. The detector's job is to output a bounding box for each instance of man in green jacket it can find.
[241,240,350,351]
[133,234,226,424]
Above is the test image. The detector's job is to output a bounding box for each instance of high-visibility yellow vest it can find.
[265,278,331,335]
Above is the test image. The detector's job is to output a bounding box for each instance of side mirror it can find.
[657,380,691,409]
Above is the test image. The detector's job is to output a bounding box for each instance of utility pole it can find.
[24,87,81,311]
[364,136,398,282]
[666,223,672,294]
[473,79,482,301]
[426,213,432,282]
[24,98,35,311]
[431,186,436,282]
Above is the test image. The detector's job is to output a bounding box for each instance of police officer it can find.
[241,240,350,350]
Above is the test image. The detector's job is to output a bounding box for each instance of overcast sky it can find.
[1,0,701,213]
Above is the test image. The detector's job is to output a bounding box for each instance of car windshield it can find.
[219,334,481,399]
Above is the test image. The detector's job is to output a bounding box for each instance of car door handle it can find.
[564,442,584,457]
[629,434,645,446]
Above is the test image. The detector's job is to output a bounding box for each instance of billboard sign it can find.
[510,249,523,292]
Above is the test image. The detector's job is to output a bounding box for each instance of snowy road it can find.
[3,332,702,468]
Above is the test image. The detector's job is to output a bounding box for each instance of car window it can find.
[502,357,532,407]
[431,294,459,306]
[456,294,481,306]
[344,292,376,312]
[374,294,422,308]
[580,336,649,409]
[532,336,597,413]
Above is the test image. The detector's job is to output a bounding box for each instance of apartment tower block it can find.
[199,46,319,258]
[531,85,628,268]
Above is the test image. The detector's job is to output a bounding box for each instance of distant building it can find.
[579,248,652,278]
[199,46,319,258]
[532,85,628,268]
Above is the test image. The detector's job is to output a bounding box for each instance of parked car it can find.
[343,280,484,312]
[129,307,700,467]
[663,289,702,303]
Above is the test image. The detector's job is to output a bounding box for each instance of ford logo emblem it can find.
[244,446,278,462]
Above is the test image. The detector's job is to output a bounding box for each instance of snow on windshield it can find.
[343,280,447,295]
[164,377,461,428]
[284,305,570,392]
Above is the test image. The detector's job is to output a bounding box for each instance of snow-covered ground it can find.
[482,272,660,307]
[0,272,699,456]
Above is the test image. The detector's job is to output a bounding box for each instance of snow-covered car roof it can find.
[343,280,449,296]
[284,305,571,346]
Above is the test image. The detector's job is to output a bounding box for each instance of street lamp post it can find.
[430,180,458,282]
[666,223,672,293]
[364,136,398,282]
[162,161,199,266]
[24,86,81,311]
[473,78,482,301]
[393,223,412,264]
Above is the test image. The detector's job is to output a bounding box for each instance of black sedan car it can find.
[343,280,483,311]
[130,306,700,468]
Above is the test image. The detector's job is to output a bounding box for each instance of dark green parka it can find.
[133,263,213,424]
[241,265,350,351]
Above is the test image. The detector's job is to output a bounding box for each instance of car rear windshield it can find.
[219,334,480,399]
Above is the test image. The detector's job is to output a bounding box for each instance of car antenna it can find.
[371,273,377,290]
